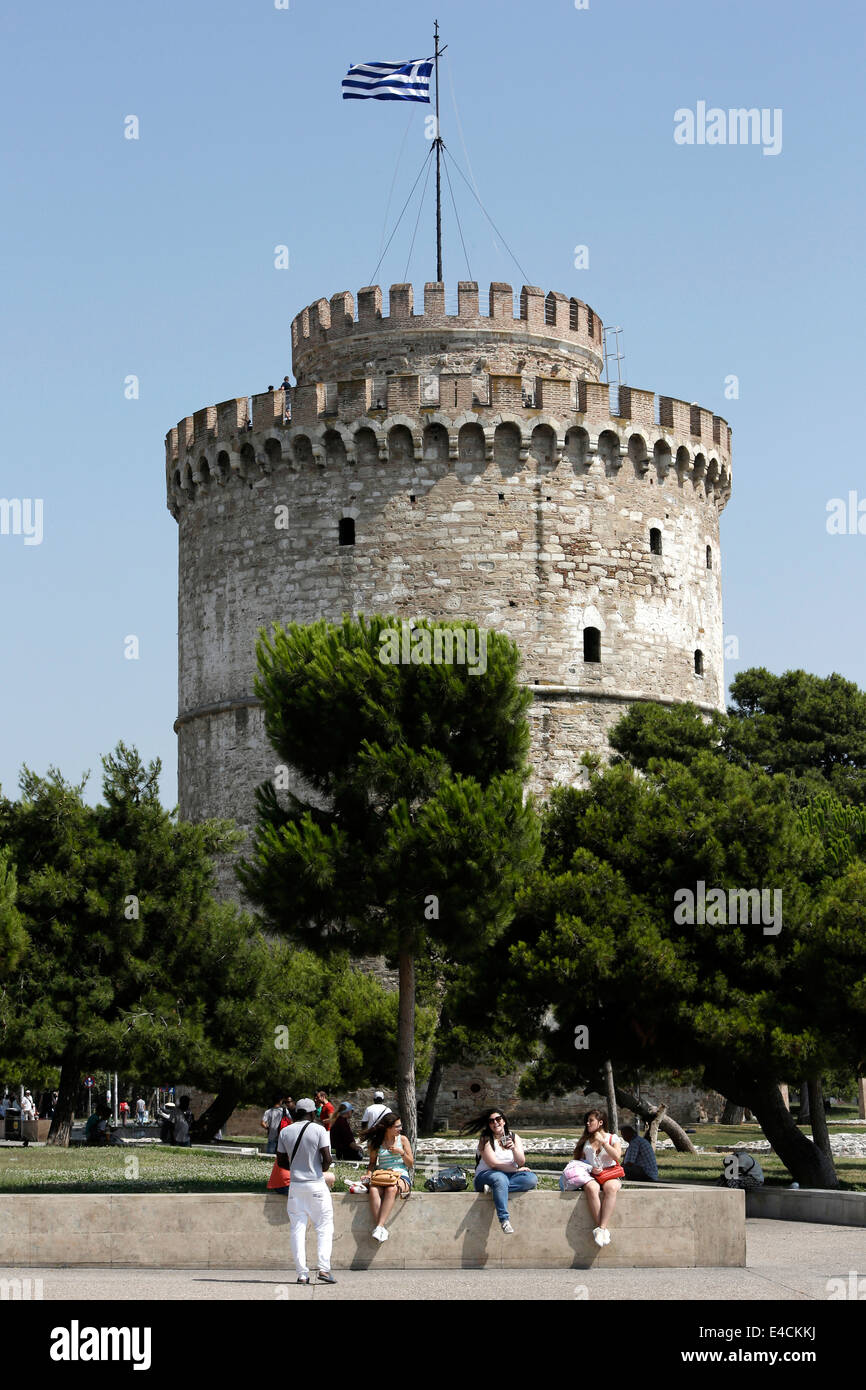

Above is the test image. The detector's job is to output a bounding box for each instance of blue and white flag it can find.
[342,59,433,103]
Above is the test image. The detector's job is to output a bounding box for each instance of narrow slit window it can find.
[650,527,662,555]
[706,544,712,569]
[583,627,601,663]
[694,649,704,675]
[338,517,355,546]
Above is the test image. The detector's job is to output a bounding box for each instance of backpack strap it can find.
[289,1121,313,1168]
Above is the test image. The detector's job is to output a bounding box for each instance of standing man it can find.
[277,1099,336,1285]
[20,1090,36,1119]
[261,1097,284,1155]
[361,1091,389,1131]
[315,1089,335,1130]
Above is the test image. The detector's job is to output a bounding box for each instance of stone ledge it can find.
[0,1189,745,1269]
[746,1188,866,1227]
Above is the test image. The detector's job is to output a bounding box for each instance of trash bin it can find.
[4,1109,22,1140]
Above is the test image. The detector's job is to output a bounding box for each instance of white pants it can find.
[286,1180,334,1277]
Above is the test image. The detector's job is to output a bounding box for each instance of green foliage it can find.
[0,845,27,975]
[726,668,866,805]
[508,728,866,1103]
[798,793,866,876]
[240,616,538,958]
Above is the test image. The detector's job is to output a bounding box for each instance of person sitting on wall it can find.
[362,1111,414,1242]
[329,1102,365,1160]
[620,1124,659,1182]
[575,1109,625,1246]
[461,1107,537,1235]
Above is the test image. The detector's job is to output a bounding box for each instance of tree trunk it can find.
[190,1084,241,1143]
[778,1083,789,1111]
[397,950,417,1153]
[858,1076,866,1121]
[720,1099,745,1125]
[807,1078,832,1159]
[798,1078,810,1121]
[647,1102,666,1149]
[746,1080,837,1188]
[603,1059,618,1133]
[46,1049,79,1148]
[419,1054,445,1136]
[613,1085,697,1153]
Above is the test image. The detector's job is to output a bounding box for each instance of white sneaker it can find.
[500,1219,514,1234]
[379,1225,390,1241]
[602,1228,611,1245]
[593,1226,605,1247]
[371,1225,385,1241]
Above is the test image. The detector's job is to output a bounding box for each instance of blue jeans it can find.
[474,1167,537,1221]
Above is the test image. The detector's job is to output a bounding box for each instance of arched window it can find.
[694,649,704,676]
[706,545,712,570]
[650,527,662,555]
[338,517,355,546]
[584,627,601,663]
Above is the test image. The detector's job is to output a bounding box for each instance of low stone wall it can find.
[746,1188,866,1227]
[0,1189,744,1269]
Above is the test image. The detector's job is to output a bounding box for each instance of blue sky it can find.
[1,0,863,807]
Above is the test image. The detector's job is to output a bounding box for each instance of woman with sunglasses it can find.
[575,1109,624,1246]
[462,1107,537,1234]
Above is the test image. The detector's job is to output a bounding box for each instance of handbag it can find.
[424,1166,468,1192]
[596,1163,625,1184]
[370,1168,400,1188]
[562,1159,593,1189]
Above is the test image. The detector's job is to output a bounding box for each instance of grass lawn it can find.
[2,1138,863,1193]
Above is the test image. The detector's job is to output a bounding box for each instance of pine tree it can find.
[238,615,540,1149]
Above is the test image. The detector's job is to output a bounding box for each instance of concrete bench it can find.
[0,1187,745,1269]
[746,1187,866,1227]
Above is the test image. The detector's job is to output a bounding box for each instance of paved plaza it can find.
[3,1220,862,1300]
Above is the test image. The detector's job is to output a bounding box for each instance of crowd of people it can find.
[266,1092,662,1284]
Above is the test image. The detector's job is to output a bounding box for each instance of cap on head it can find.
[295,1097,316,1115]
[374,1091,384,1101]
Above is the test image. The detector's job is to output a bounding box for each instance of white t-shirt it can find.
[361,1103,389,1129]
[21,1097,35,1117]
[583,1132,623,1170]
[277,1120,331,1183]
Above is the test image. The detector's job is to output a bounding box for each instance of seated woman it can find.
[329,1102,365,1160]
[463,1107,537,1234]
[362,1112,414,1243]
[575,1109,624,1246]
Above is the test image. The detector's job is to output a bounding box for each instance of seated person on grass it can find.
[621,1124,659,1182]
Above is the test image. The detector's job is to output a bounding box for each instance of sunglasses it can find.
[489,1115,504,1123]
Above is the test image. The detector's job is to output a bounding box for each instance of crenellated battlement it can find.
[291,282,605,381]
[165,376,731,516]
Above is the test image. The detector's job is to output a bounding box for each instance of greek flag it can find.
[342,59,433,103]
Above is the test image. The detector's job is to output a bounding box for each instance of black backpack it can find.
[424,1166,468,1192]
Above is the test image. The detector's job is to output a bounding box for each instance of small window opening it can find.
[409,494,416,503]
[583,627,601,663]
[706,545,712,570]
[694,649,704,675]
[650,527,662,555]
[338,517,355,546]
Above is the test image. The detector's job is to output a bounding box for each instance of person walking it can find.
[262,1097,285,1155]
[361,1091,390,1130]
[277,1098,336,1285]
[158,1095,193,1146]
[363,1112,414,1243]
[118,1100,130,1127]
[575,1109,624,1246]
[314,1089,335,1129]
[620,1124,659,1182]
[463,1107,537,1234]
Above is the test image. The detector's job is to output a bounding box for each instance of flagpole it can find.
[434,18,443,282]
